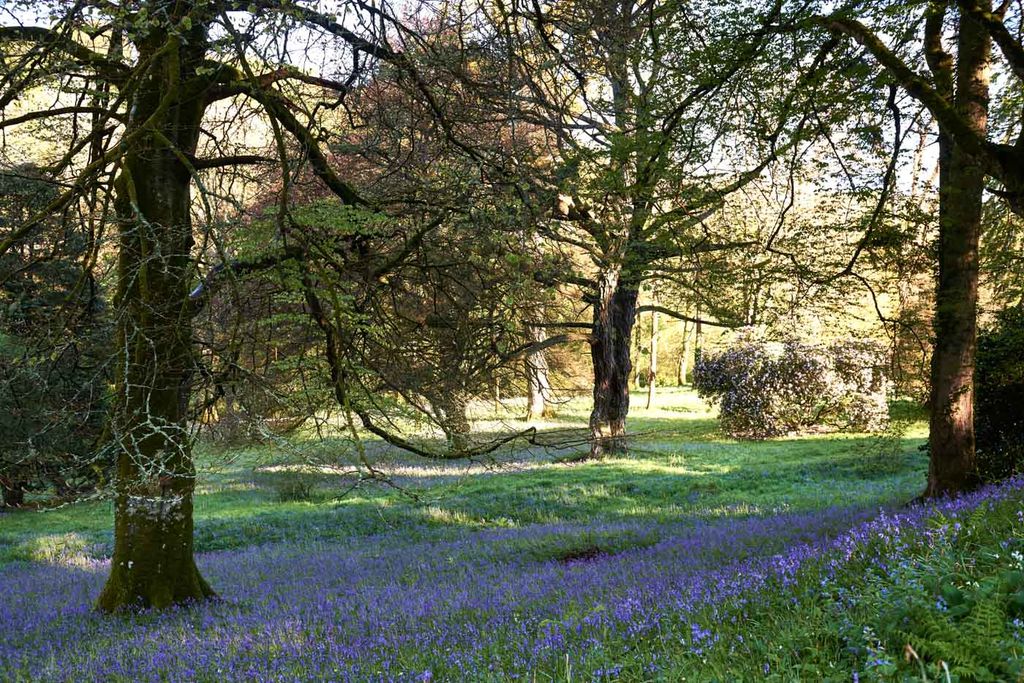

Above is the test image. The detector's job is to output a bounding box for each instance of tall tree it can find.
[819,0,1023,494]
[467,0,842,456]
[0,0,418,610]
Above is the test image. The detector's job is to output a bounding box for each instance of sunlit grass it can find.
[0,387,929,567]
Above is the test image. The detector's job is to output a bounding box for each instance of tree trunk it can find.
[97,22,215,611]
[645,302,658,409]
[589,268,639,457]
[679,321,691,386]
[633,310,644,390]
[925,6,990,497]
[525,325,553,420]
[432,392,471,453]
[693,305,704,369]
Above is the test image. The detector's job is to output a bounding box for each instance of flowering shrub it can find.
[694,336,890,438]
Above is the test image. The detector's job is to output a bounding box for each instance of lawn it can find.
[3,389,1023,681]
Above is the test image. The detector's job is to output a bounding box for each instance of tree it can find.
[974,303,1024,480]
[464,0,846,456]
[0,0,425,610]
[525,324,555,420]
[818,0,1024,494]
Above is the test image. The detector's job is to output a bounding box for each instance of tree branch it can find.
[956,0,1024,82]
[0,26,129,82]
[818,13,987,156]
[636,305,738,328]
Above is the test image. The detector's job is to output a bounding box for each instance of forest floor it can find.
[3,388,1023,681]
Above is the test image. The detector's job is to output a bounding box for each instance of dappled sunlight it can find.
[13,533,107,569]
[7,481,1022,680]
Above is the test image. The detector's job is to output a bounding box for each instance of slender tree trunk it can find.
[589,268,639,457]
[97,22,215,611]
[925,6,990,496]
[633,309,644,390]
[693,305,704,369]
[525,325,553,419]
[679,320,691,386]
[645,302,658,409]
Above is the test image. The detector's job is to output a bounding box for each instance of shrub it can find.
[694,334,889,439]
[975,304,1024,481]
[253,467,323,502]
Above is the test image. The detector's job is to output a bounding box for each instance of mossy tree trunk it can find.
[97,10,215,611]
[431,391,471,454]
[924,3,990,497]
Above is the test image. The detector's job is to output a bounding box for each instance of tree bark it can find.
[678,320,691,386]
[645,301,658,409]
[589,267,639,457]
[693,305,704,369]
[97,20,215,611]
[430,391,471,454]
[633,309,644,390]
[525,325,553,419]
[925,4,990,496]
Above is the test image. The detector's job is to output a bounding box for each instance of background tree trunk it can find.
[678,320,690,386]
[97,24,215,611]
[633,309,644,390]
[525,325,553,420]
[430,392,471,453]
[589,268,638,458]
[693,305,704,370]
[925,4,990,496]
[645,301,658,409]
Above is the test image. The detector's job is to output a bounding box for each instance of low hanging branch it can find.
[635,305,739,329]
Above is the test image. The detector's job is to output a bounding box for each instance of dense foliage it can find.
[694,336,890,439]
[975,304,1024,481]
[0,170,109,507]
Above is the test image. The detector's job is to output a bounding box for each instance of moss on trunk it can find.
[97,8,215,611]
[925,3,990,496]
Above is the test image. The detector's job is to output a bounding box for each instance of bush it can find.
[694,335,890,439]
[975,304,1024,481]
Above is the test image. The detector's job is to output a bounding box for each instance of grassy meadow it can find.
[3,389,1024,681]
[0,389,928,566]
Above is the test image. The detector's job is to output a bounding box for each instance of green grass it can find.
[0,387,929,566]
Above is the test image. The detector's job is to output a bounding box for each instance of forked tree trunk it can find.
[589,268,639,457]
[525,325,553,420]
[97,22,215,611]
[925,6,990,497]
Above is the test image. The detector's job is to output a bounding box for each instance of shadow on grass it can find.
[2,396,929,568]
